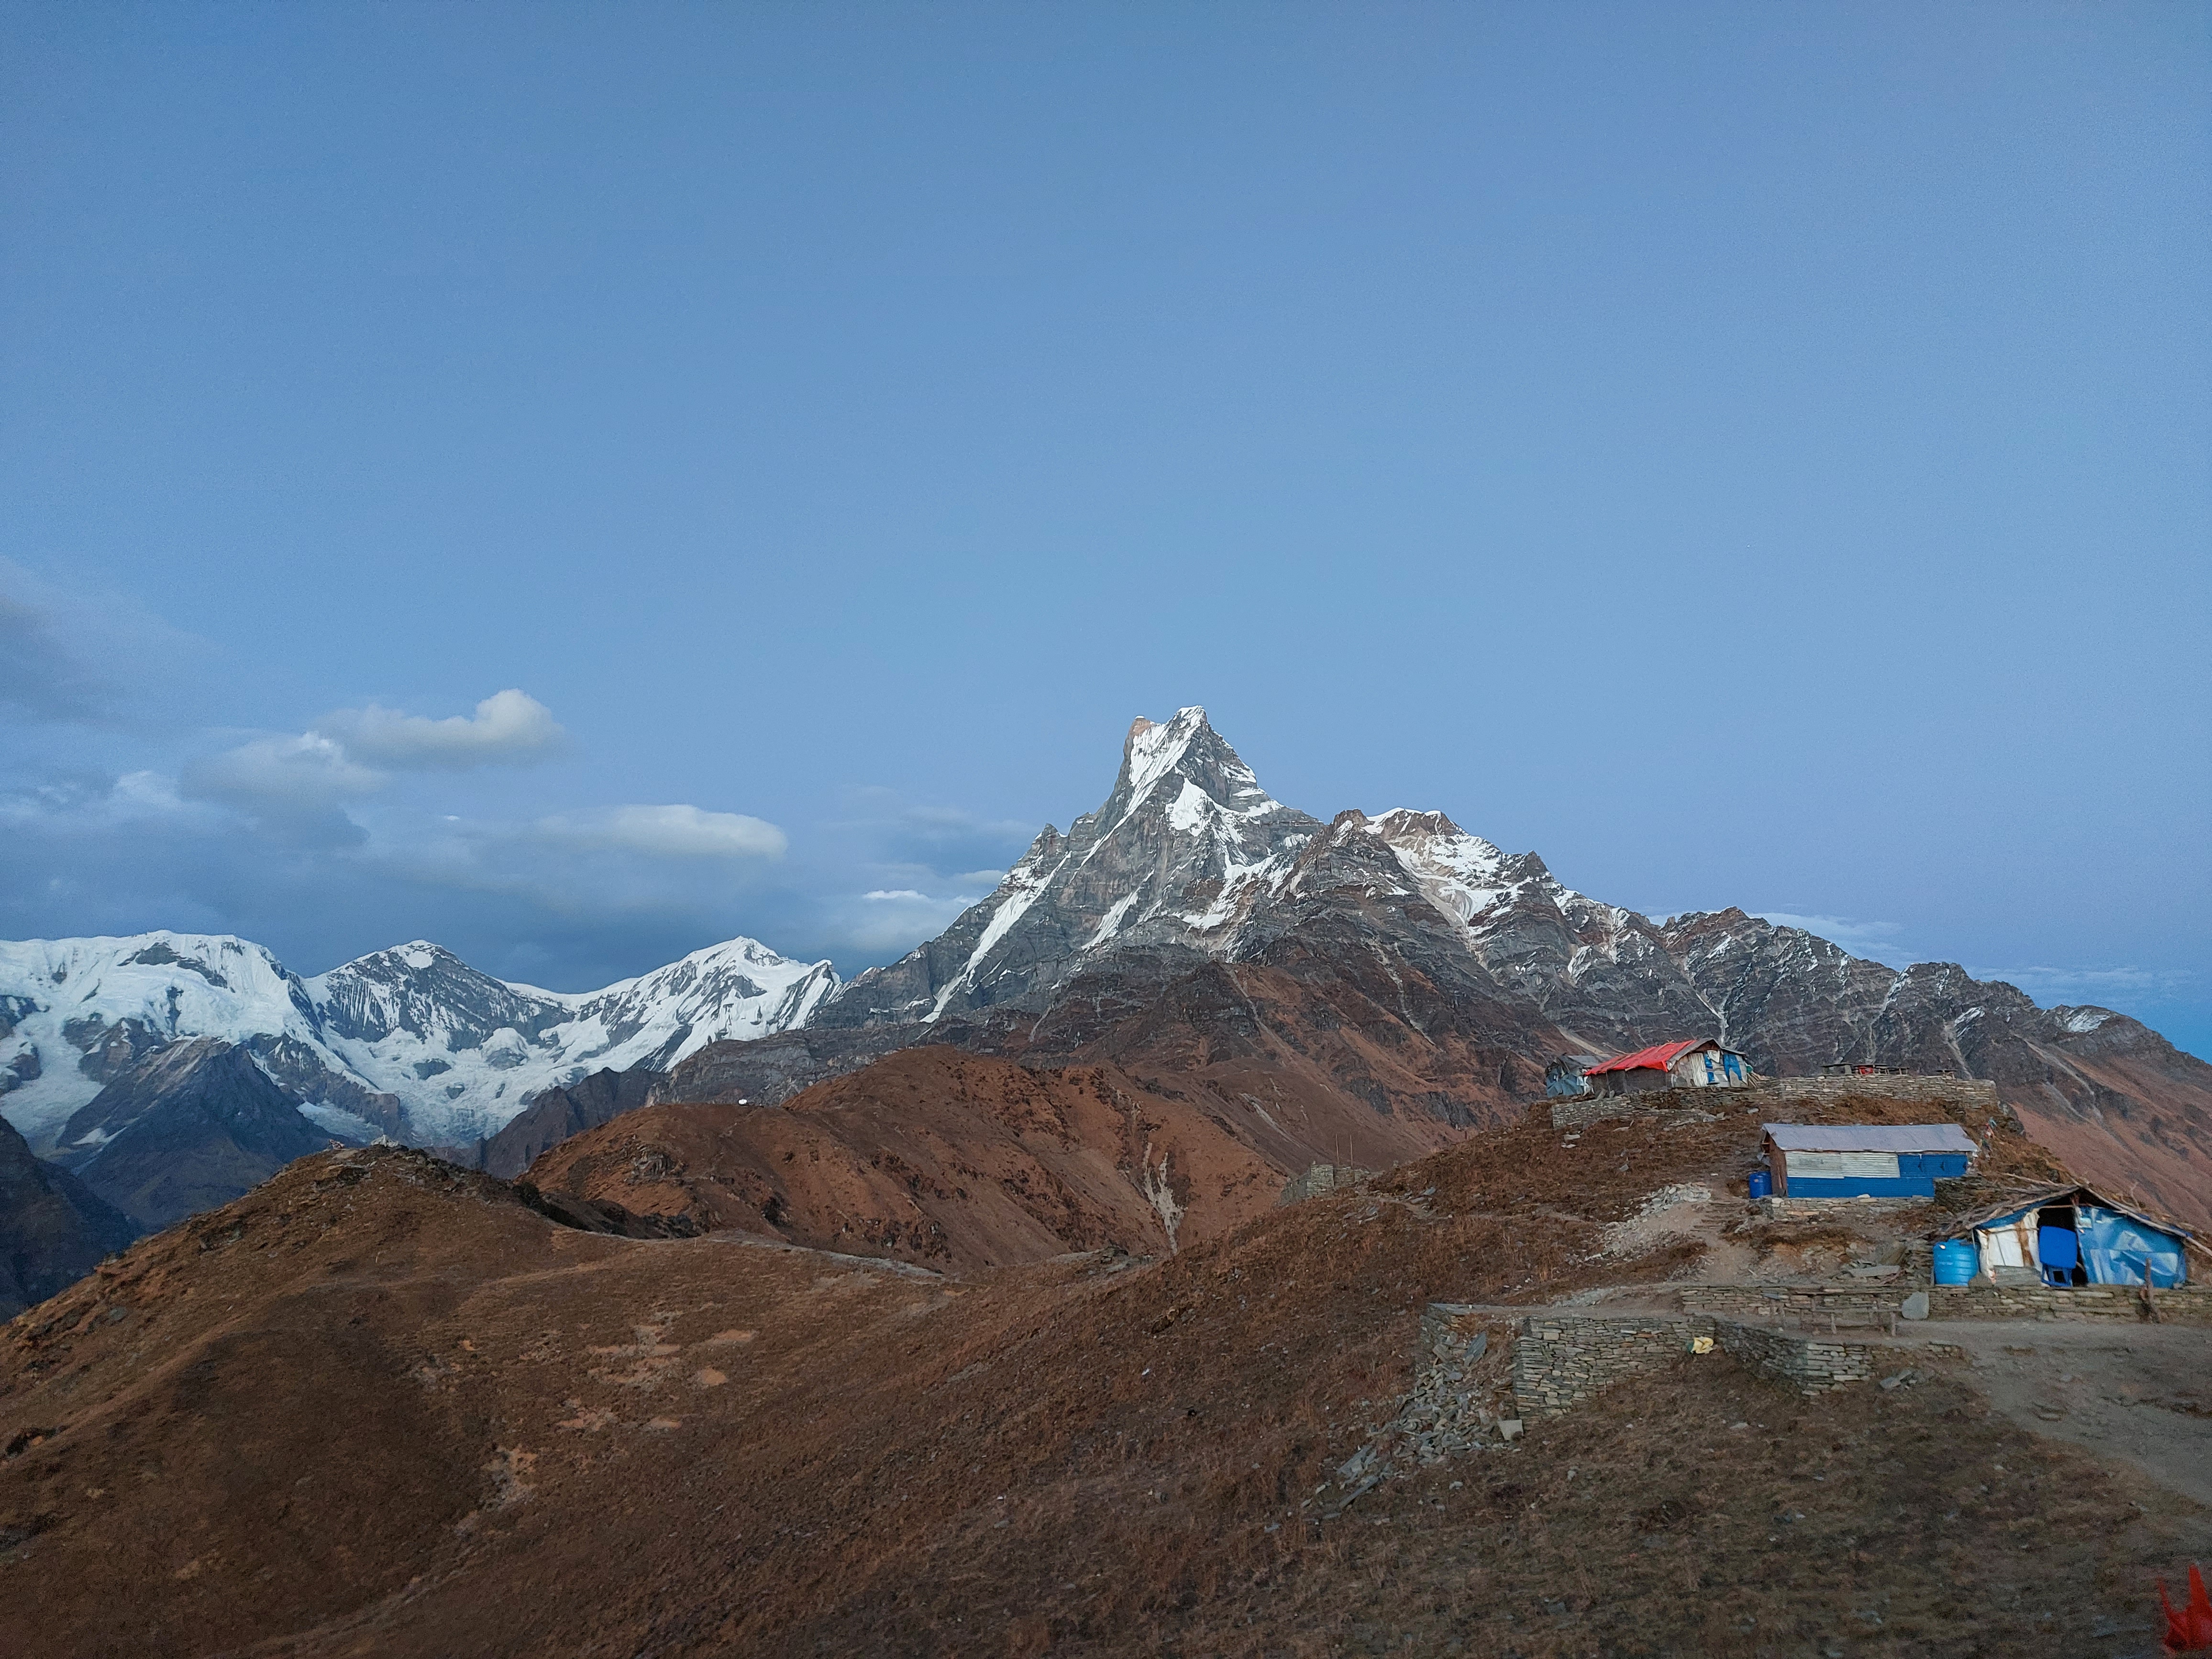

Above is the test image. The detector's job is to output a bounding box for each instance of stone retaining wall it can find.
[1774,1075,1999,1112]
[1677,1281,2211,1326]
[1510,1315,1702,1416]
[1274,1162,1373,1206]
[1713,1320,1875,1391]
[1680,1284,1908,1325]
[1548,1087,1746,1129]
[1509,1312,1877,1416]
[1755,1194,1939,1220]
[1927,1283,2212,1325]
[1548,1073,2000,1130]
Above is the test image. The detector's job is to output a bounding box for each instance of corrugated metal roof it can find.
[1940,1182,2197,1243]
[1762,1123,1978,1154]
[1583,1039,1709,1076]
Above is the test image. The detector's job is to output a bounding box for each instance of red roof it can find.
[1583,1039,1709,1077]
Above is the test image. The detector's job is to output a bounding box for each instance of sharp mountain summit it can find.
[2,709,2206,1249]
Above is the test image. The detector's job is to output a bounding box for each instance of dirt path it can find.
[1883,1319,2212,1508]
[1475,1280,2212,1515]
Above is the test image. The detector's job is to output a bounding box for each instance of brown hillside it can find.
[518,1053,1460,1274]
[1997,1027,2212,1235]
[4,1099,2205,1658]
[1001,955,1556,1139]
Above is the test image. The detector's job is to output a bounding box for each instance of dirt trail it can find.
[1886,1320,2212,1508]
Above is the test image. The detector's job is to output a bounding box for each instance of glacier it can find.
[0,931,837,1150]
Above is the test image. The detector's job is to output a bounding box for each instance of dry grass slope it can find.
[0,1088,2202,1657]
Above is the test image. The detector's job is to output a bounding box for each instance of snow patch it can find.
[1138,1139,1184,1253]
[297,1102,384,1144]
[1087,891,1143,949]
[929,844,1065,1020]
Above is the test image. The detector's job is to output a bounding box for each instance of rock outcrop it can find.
[53,1038,334,1229]
[0,1115,139,1317]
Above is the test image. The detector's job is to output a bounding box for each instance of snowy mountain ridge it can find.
[817,706,1632,1034]
[0,931,836,1149]
[817,707,1324,1029]
[7,705,2198,1236]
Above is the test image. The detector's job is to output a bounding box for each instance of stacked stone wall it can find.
[1675,1282,2211,1327]
[1712,1320,1875,1391]
[1510,1315,1702,1416]
[1548,1073,2000,1130]
[1774,1075,2000,1112]
[1680,1284,1907,1325]
[1548,1086,1756,1130]
[1509,1312,1879,1416]
[1274,1163,1374,1206]
[1927,1283,2212,1325]
[1755,1194,1937,1221]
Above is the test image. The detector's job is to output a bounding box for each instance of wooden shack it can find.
[1942,1183,2191,1288]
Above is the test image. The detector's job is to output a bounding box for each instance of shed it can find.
[1941,1183,2191,1289]
[1762,1122,1976,1199]
[1543,1055,1604,1099]
[1582,1038,1750,1097]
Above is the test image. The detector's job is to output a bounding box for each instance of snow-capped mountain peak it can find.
[821,709,1321,1029]
[0,929,837,1150]
[1359,809,1514,923]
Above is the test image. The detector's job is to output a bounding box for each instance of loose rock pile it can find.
[1317,1306,1521,1518]
[1395,1308,1520,1465]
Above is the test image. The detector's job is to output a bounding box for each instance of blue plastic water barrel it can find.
[1747,1169,1773,1199]
[1933,1239,1979,1285]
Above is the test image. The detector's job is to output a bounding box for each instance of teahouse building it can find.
[1761,1122,1976,1199]
[1581,1039,1750,1097]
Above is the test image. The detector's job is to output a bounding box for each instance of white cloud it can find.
[182,733,387,809]
[1748,911,1910,964]
[318,688,565,770]
[830,885,983,953]
[1967,964,2191,1004]
[537,804,788,860]
[0,769,213,830]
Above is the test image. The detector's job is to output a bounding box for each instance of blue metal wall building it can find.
[1763,1123,1978,1199]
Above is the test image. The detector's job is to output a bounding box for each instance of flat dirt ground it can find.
[1891,1321,2212,1509]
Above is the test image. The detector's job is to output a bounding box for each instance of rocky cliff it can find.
[0,1115,139,1317]
[53,1039,336,1229]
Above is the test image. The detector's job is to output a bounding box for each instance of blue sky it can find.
[3,4,2207,1055]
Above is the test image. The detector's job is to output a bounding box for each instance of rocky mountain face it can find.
[0,1115,140,1318]
[3,705,2205,1261]
[463,1066,664,1180]
[784,708,2208,1230]
[1432,884,2212,1229]
[818,708,1325,1028]
[0,932,838,1150]
[54,1038,336,1229]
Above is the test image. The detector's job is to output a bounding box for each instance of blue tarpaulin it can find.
[2078,1205,2188,1289]
[1961,1189,2192,1289]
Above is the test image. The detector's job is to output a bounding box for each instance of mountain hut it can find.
[1581,1039,1751,1097]
[1761,1123,1976,1200]
[1940,1184,2192,1289]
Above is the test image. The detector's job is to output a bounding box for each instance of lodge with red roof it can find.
[1581,1037,1751,1097]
